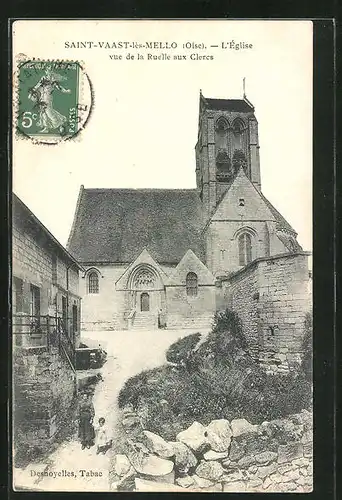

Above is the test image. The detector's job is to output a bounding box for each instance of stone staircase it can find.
[132,312,158,330]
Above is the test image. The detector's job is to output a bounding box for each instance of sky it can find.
[12,20,312,256]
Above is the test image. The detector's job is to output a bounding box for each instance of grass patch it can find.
[118,309,312,440]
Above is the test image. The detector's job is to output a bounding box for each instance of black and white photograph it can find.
[12,19,313,492]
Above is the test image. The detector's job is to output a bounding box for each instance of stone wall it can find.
[12,209,81,464]
[80,265,129,331]
[165,285,215,329]
[219,252,312,372]
[110,410,313,492]
[13,225,53,286]
[13,346,77,462]
[56,257,79,296]
[206,220,273,277]
[12,217,82,347]
[203,167,291,277]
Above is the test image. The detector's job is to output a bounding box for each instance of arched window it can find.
[215,117,229,151]
[238,233,252,266]
[88,272,99,294]
[216,151,231,180]
[186,272,198,297]
[232,118,245,151]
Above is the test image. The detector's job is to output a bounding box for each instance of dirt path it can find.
[13,329,205,492]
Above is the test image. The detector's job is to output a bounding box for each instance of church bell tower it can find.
[195,90,261,218]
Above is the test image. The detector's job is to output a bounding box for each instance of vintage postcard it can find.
[11,20,313,492]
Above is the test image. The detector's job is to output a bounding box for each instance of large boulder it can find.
[277,442,303,464]
[254,451,278,465]
[176,475,222,492]
[231,418,258,437]
[222,469,244,482]
[233,430,279,456]
[255,463,278,479]
[261,419,303,444]
[203,449,228,461]
[142,431,175,459]
[301,430,313,444]
[196,460,225,481]
[303,441,313,458]
[245,478,263,491]
[205,419,233,452]
[112,454,133,478]
[111,454,136,491]
[128,452,174,483]
[223,481,246,492]
[176,421,208,453]
[112,471,136,492]
[134,478,186,492]
[228,439,246,461]
[168,441,198,472]
[237,455,256,468]
[192,475,214,488]
[289,410,313,431]
[176,476,195,488]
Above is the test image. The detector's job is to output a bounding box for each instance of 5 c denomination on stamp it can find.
[15,58,93,144]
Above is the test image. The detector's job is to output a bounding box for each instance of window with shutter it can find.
[88,272,99,294]
[238,233,253,266]
[186,272,198,297]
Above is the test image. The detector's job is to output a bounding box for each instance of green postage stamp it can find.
[15,59,92,144]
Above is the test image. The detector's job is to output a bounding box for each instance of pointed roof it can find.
[166,249,215,286]
[204,167,297,234]
[13,193,83,271]
[67,187,205,264]
[258,191,297,234]
[200,92,255,113]
[115,248,169,290]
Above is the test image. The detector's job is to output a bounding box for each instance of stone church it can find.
[67,92,310,342]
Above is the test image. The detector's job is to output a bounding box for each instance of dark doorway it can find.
[140,292,150,312]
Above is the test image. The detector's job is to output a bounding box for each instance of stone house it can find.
[66,92,312,369]
[12,194,83,458]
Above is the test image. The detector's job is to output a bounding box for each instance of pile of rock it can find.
[111,409,313,492]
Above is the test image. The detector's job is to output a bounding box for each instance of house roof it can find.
[13,193,84,271]
[67,187,205,264]
[203,97,254,113]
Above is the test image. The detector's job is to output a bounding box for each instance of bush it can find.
[165,332,201,366]
[211,308,248,351]
[118,366,166,409]
[118,310,312,440]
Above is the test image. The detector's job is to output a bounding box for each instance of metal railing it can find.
[12,314,76,370]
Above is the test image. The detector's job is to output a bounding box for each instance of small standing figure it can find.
[78,393,95,450]
[96,417,112,455]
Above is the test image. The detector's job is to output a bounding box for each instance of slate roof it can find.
[13,194,83,270]
[204,98,254,113]
[67,188,205,264]
[203,171,296,235]
[258,191,297,234]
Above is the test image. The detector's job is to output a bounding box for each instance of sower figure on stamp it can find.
[78,393,95,450]
[28,67,71,133]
